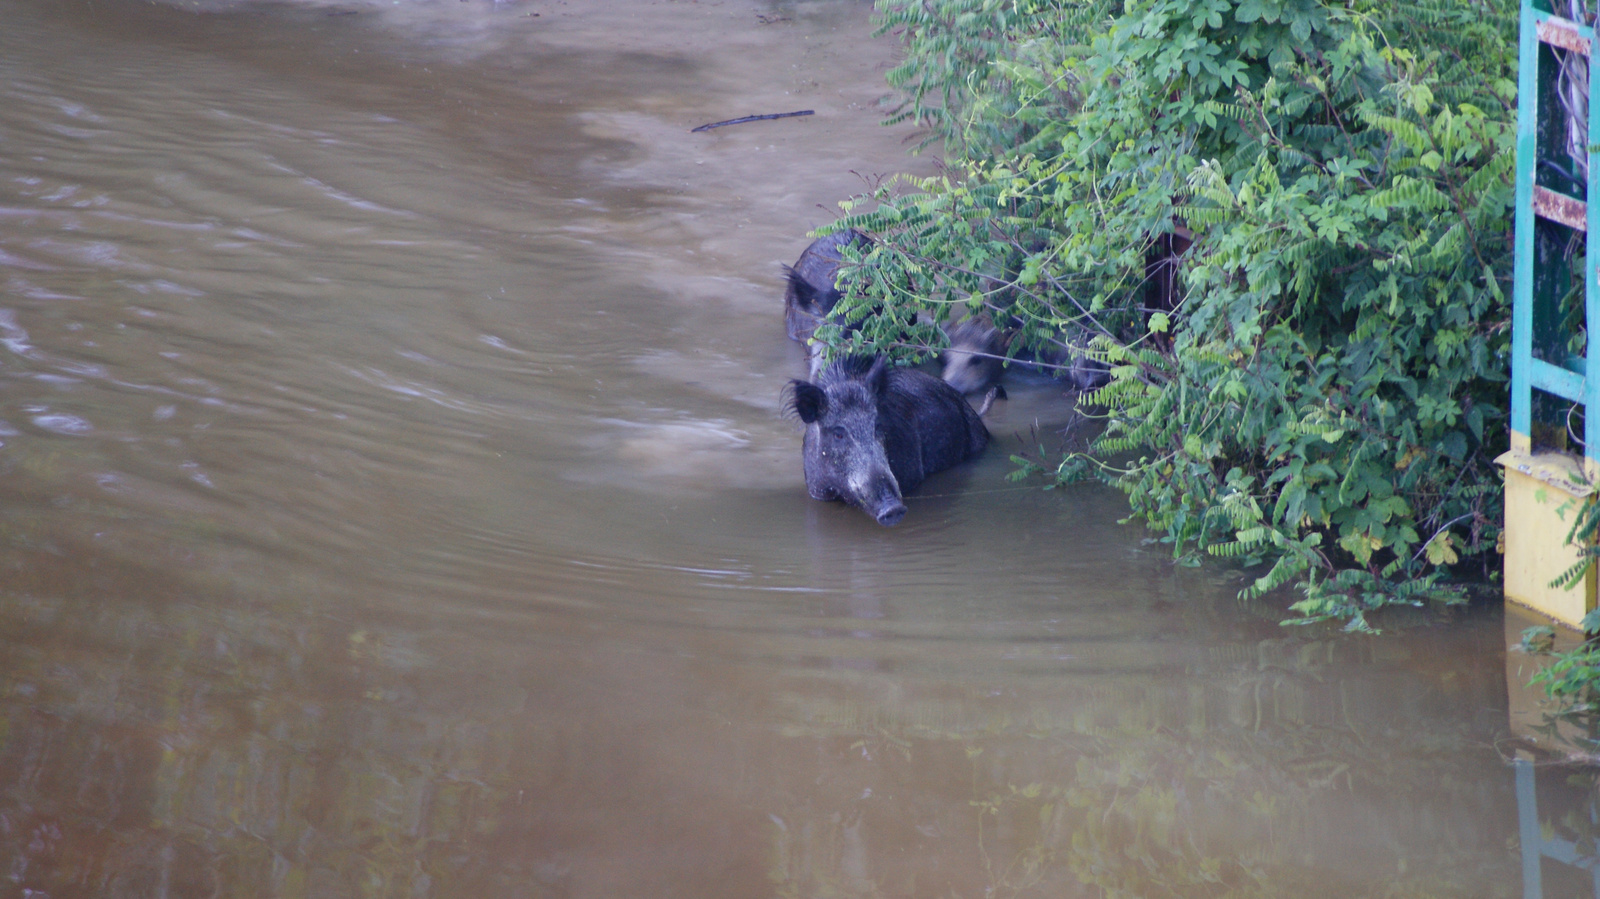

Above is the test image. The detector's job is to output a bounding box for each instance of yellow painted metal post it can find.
[1499,451,1595,625]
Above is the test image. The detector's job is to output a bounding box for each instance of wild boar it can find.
[938,317,1109,395]
[938,317,1009,396]
[783,229,871,376]
[786,356,988,526]
[783,229,868,343]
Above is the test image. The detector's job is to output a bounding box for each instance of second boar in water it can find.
[939,317,1110,395]
[783,229,869,376]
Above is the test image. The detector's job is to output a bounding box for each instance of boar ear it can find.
[785,268,818,307]
[866,356,891,397]
[786,380,827,423]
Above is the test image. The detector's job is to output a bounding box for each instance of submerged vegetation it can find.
[817,0,1519,630]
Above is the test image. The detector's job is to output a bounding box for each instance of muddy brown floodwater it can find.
[0,0,1580,896]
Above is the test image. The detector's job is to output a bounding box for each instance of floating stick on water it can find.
[690,110,814,133]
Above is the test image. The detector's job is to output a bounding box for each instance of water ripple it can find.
[29,411,93,435]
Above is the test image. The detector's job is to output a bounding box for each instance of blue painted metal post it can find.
[1512,0,1539,453]
[1588,4,1600,464]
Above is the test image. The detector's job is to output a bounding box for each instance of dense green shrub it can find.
[820,0,1518,629]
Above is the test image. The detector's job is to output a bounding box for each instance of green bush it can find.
[821,0,1518,629]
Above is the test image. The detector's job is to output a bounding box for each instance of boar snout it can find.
[873,501,907,527]
[856,473,905,527]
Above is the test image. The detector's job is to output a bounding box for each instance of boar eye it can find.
[828,426,848,441]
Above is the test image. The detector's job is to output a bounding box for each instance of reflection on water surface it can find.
[0,0,1560,896]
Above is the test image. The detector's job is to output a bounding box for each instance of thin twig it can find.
[690,110,814,133]
[1409,512,1476,568]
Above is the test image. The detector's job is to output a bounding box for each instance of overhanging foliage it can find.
[818,0,1518,629]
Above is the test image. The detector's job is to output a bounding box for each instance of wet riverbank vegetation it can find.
[817,0,1519,632]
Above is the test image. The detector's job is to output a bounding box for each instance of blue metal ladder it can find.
[1513,1,1599,462]
[1501,0,1600,629]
